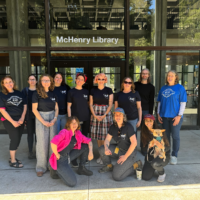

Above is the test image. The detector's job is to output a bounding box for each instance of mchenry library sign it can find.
[56,36,119,44]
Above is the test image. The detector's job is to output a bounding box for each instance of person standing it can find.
[157,70,187,165]
[0,76,27,168]
[53,72,70,133]
[22,74,37,159]
[67,73,90,167]
[114,77,142,135]
[32,74,58,177]
[90,73,113,165]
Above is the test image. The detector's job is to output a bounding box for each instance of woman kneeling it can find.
[49,116,94,187]
[98,108,137,181]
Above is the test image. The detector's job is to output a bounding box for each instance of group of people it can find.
[0,68,187,187]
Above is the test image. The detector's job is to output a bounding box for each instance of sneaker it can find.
[71,159,79,167]
[98,165,113,173]
[157,173,166,183]
[96,157,102,164]
[77,166,93,176]
[28,152,36,159]
[49,166,60,179]
[170,156,177,165]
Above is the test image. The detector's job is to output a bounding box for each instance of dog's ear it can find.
[149,128,154,133]
[161,129,165,133]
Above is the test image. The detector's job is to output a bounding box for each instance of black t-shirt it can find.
[0,90,27,117]
[60,135,77,155]
[115,91,141,120]
[28,89,36,111]
[90,86,113,105]
[53,84,70,115]
[67,88,90,121]
[32,91,57,112]
[108,122,135,151]
[134,82,155,114]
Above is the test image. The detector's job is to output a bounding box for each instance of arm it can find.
[114,101,118,109]
[49,102,59,126]
[149,86,155,115]
[136,101,142,127]
[32,103,50,127]
[104,134,113,155]
[157,102,163,124]
[67,102,72,117]
[172,102,186,126]
[117,135,137,165]
[18,105,27,124]
[88,141,94,161]
[89,95,99,120]
[0,109,20,127]
[51,143,60,160]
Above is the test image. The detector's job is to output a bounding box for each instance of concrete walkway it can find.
[0,130,200,200]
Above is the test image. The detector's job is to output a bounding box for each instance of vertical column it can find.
[6,0,31,90]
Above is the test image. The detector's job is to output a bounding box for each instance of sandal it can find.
[9,158,22,164]
[10,161,23,168]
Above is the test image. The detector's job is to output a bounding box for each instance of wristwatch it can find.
[54,117,57,120]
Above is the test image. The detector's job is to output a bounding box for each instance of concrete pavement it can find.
[0,130,200,200]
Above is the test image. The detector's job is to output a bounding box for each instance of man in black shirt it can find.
[134,69,155,155]
[98,108,141,181]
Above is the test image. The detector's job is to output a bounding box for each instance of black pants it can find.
[56,144,89,187]
[26,111,36,152]
[80,120,90,137]
[142,156,169,181]
[3,116,24,151]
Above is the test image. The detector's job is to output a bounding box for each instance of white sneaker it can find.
[96,157,101,164]
[170,156,177,165]
[157,173,166,183]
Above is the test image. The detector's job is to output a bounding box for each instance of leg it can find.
[142,159,155,181]
[60,114,67,130]
[151,157,169,175]
[128,119,138,138]
[56,115,62,135]
[162,118,171,144]
[170,117,183,157]
[112,150,137,181]
[81,120,90,137]
[140,110,149,150]
[27,112,35,153]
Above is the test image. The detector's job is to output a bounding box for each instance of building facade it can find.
[0,0,200,129]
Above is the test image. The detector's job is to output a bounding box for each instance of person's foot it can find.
[49,166,60,179]
[98,165,113,173]
[133,160,143,170]
[77,166,93,176]
[157,173,166,183]
[36,172,43,177]
[170,156,177,165]
[71,159,79,167]
[28,152,36,159]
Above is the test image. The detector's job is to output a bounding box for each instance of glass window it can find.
[0,0,8,46]
[50,0,124,47]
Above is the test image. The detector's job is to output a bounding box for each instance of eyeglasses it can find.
[42,80,50,83]
[142,73,149,75]
[124,81,132,85]
[98,79,105,81]
[76,78,84,82]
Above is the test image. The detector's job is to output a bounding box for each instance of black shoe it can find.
[98,165,113,173]
[28,152,36,159]
[71,159,79,168]
[77,166,93,176]
[49,166,60,179]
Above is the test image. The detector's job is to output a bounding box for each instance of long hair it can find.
[93,73,108,84]
[53,72,65,85]
[1,76,18,95]
[36,74,54,99]
[113,112,127,127]
[65,116,81,131]
[141,120,170,147]
[165,70,179,85]
[138,68,151,83]
[120,77,135,93]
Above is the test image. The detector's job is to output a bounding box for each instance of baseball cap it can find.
[143,114,155,121]
[114,107,125,114]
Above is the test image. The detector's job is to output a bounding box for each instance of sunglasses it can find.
[124,81,132,85]
[98,79,105,81]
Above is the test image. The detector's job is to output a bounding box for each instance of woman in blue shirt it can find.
[157,70,187,165]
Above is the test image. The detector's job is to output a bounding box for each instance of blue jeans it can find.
[57,114,67,134]
[128,119,138,137]
[162,117,183,157]
[142,110,149,119]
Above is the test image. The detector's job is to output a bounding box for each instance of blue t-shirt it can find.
[157,84,187,118]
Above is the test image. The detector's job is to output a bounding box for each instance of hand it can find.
[117,155,127,165]
[12,121,21,128]
[55,153,60,160]
[88,151,94,161]
[172,116,181,126]
[136,120,141,128]
[158,114,163,124]
[49,119,56,126]
[18,117,24,125]
[100,115,106,121]
[43,121,50,127]
[105,148,112,155]
[95,115,102,121]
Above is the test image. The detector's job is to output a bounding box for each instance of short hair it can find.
[65,116,81,131]
[27,74,37,81]
[138,68,151,83]
[53,72,65,85]
[93,73,108,84]
[165,70,179,85]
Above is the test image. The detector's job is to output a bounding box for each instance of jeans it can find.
[99,144,137,181]
[162,117,183,157]
[128,119,138,137]
[56,144,89,187]
[57,114,67,134]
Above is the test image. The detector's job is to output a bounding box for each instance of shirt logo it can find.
[162,89,175,98]
[129,97,135,103]
[7,96,22,106]
[83,94,88,99]
[51,98,56,102]
[103,94,109,99]
[120,134,126,140]
[61,90,66,94]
